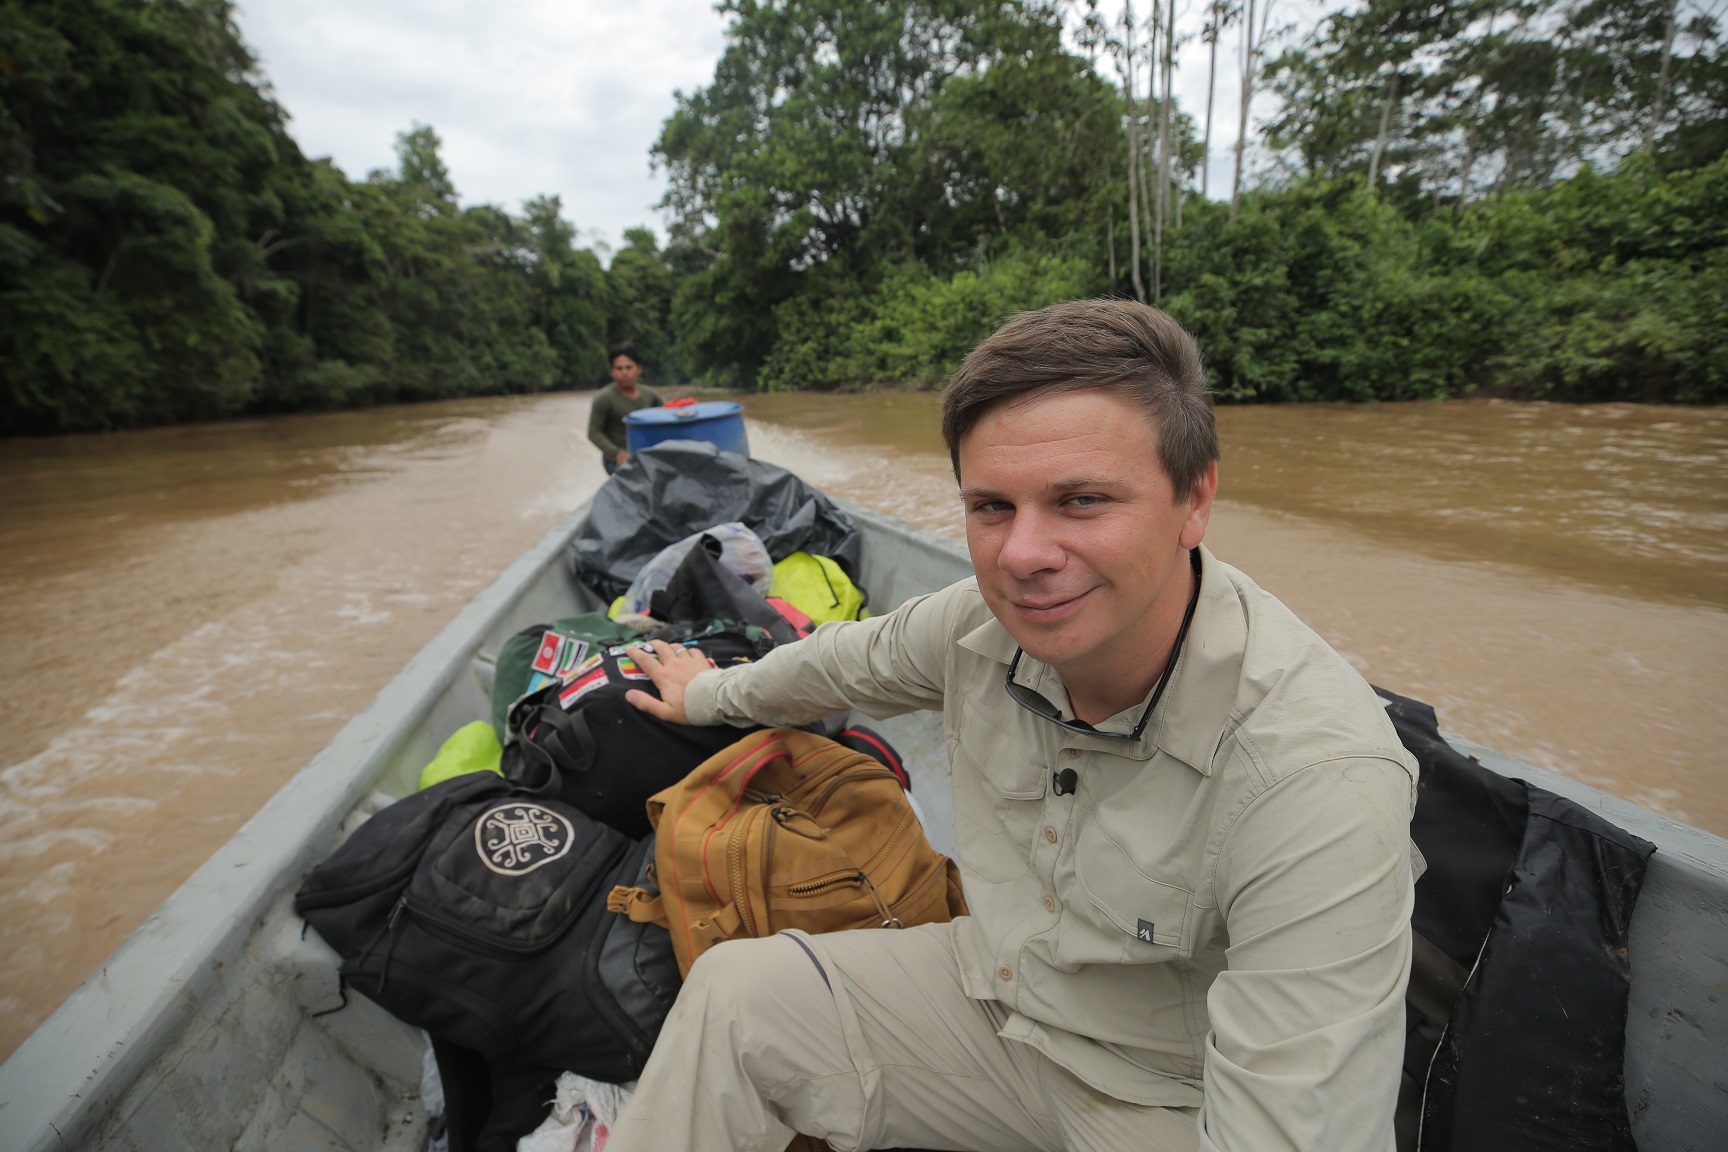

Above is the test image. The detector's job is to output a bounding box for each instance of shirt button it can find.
[1043,826,1058,844]
[1063,748,1081,760]
[998,965,1013,981]
[1043,895,1057,913]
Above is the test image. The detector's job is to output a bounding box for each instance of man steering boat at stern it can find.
[613,299,1420,1152]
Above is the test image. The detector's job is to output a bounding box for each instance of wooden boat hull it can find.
[1,501,1723,1150]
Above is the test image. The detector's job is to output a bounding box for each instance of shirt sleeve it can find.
[588,389,620,456]
[683,579,973,727]
[1199,754,1417,1152]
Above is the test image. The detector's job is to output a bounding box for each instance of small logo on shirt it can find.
[1136,919,1155,943]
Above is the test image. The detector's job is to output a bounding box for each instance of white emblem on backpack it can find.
[476,802,574,875]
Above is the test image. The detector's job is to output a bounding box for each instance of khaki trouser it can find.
[606,922,1201,1152]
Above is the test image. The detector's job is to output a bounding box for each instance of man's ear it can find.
[1179,461,1218,551]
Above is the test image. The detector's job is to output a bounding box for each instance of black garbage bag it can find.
[570,441,863,600]
[1375,686,1656,1152]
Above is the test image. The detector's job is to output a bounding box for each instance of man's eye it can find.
[971,500,1011,515]
[1066,494,1105,508]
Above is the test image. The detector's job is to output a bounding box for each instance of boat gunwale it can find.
[0,501,593,1152]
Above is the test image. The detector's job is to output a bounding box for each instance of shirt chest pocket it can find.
[952,690,1050,800]
[1061,823,1195,966]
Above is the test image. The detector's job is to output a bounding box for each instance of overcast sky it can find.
[234,1,1324,256]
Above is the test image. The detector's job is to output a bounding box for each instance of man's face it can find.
[958,388,1215,675]
[611,356,642,391]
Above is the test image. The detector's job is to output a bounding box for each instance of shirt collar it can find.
[955,545,1245,775]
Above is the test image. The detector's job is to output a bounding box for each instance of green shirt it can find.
[587,382,663,457]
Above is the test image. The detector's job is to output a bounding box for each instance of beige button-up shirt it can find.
[685,545,1419,1151]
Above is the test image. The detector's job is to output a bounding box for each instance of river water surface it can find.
[1,391,1724,1060]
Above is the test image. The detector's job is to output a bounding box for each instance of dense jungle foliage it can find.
[0,0,1722,434]
[0,0,676,434]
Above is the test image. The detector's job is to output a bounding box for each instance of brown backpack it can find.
[608,727,968,976]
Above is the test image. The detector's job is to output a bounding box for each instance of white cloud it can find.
[234,0,730,248]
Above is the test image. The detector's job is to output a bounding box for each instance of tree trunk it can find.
[1161,0,1175,229]
[1157,0,1176,293]
[1202,1,1221,198]
[1367,71,1398,194]
[1124,10,1146,303]
[1109,217,1117,287]
[1231,0,1255,223]
[1644,0,1680,154]
[1459,127,1477,209]
[1151,0,1164,301]
[1142,8,1157,296]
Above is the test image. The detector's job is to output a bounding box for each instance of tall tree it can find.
[1202,1,1234,197]
[655,0,1121,385]
[1121,3,1148,301]
[1231,0,1276,221]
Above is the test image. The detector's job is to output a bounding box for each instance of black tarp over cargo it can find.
[570,442,863,599]
[1378,687,1656,1152]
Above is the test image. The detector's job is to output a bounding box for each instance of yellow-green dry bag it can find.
[769,552,866,626]
[417,721,504,791]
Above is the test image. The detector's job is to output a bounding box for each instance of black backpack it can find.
[501,620,775,838]
[294,773,680,1079]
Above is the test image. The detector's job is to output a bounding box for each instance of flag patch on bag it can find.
[616,655,651,681]
[561,653,602,683]
[555,639,590,677]
[530,631,565,675]
[1136,919,1155,943]
[558,667,608,708]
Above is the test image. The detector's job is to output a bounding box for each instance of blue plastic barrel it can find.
[624,401,750,458]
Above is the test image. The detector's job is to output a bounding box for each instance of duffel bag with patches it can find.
[489,613,641,738]
[295,777,680,1080]
[501,620,775,838]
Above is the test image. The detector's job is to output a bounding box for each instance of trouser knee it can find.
[682,934,830,1026]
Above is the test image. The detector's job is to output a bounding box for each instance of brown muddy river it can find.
[1,390,1725,1059]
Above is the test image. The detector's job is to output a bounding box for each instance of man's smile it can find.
[1007,586,1097,624]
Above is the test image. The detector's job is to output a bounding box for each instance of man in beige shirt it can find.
[611,300,1419,1152]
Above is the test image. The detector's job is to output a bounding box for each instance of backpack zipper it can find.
[729,805,773,938]
[787,872,868,898]
[295,851,423,911]
[800,766,897,814]
[401,857,618,960]
[784,867,908,929]
[377,893,409,993]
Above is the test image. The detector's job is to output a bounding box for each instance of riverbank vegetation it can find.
[2,0,1723,434]
[0,0,675,434]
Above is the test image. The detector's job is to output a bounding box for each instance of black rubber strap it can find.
[777,930,831,990]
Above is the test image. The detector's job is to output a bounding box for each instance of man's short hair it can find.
[609,342,644,367]
[941,299,1218,499]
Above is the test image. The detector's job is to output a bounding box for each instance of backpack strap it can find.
[607,887,746,946]
[608,885,667,925]
[508,705,598,796]
[692,902,745,944]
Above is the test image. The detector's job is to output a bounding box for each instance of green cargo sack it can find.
[416,721,504,790]
[768,552,867,627]
[491,613,639,737]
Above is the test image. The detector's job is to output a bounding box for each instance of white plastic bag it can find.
[619,522,772,617]
[516,1073,635,1152]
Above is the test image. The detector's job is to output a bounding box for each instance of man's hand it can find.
[615,450,631,466]
[624,640,712,725]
